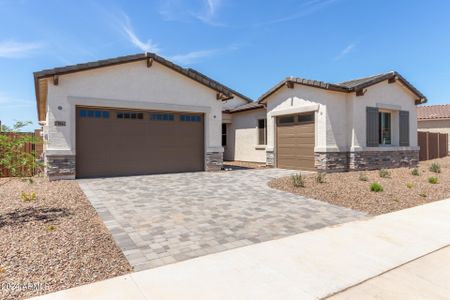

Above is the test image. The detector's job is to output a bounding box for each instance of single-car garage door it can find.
[276,112,315,170]
[76,107,204,178]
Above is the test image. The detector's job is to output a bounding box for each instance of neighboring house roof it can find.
[225,101,264,113]
[417,104,450,120]
[258,71,427,104]
[33,52,252,121]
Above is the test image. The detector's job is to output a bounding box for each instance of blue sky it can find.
[1,0,450,130]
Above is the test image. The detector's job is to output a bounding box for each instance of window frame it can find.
[378,111,392,145]
[257,118,267,145]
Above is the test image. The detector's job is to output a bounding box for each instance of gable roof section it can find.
[34,53,252,121]
[417,104,450,120]
[258,71,427,104]
[225,101,264,113]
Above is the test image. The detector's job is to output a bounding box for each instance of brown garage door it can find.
[76,107,204,178]
[276,112,315,170]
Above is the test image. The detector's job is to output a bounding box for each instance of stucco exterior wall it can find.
[44,60,224,158]
[224,108,267,162]
[348,80,419,151]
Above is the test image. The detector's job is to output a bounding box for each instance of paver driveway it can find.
[78,169,365,271]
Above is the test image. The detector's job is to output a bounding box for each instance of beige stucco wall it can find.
[224,108,267,162]
[44,60,224,157]
[418,119,450,147]
[264,80,419,157]
[348,80,419,151]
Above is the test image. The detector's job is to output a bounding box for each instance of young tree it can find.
[0,121,43,177]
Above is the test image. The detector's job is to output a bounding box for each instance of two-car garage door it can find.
[76,107,204,178]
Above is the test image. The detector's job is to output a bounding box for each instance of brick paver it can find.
[78,169,365,271]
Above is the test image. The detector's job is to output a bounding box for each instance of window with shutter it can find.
[399,110,410,146]
[366,107,379,147]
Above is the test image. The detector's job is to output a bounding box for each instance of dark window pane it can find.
[168,114,174,121]
[180,115,185,121]
[80,110,87,117]
[137,113,143,119]
[95,111,101,118]
[102,111,109,118]
[222,134,227,146]
[258,119,266,145]
[379,112,391,145]
[117,113,123,119]
[299,113,314,123]
[222,123,227,134]
[278,116,294,124]
[131,113,137,119]
[124,113,130,119]
[87,110,95,118]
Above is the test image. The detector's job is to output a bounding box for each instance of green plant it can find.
[315,172,326,184]
[370,182,384,192]
[428,176,438,184]
[359,173,368,181]
[406,182,413,189]
[429,163,441,173]
[47,225,57,232]
[20,191,36,202]
[291,173,305,188]
[0,121,43,177]
[411,168,419,176]
[379,168,390,178]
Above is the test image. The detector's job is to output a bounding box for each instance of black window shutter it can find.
[366,107,379,147]
[399,110,410,146]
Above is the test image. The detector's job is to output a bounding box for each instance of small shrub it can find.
[428,176,438,184]
[406,182,413,189]
[315,172,326,184]
[419,193,427,198]
[20,191,36,202]
[359,173,368,181]
[370,182,384,192]
[429,163,441,173]
[411,168,419,176]
[47,225,57,232]
[291,173,305,188]
[379,168,390,178]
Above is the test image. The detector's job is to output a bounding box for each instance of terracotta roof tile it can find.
[417,104,450,120]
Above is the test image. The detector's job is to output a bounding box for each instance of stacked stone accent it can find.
[349,150,419,170]
[205,152,223,171]
[314,150,419,172]
[314,152,350,172]
[46,155,76,180]
[266,150,275,167]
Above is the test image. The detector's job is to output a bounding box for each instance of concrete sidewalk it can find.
[33,199,450,300]
[328,245,450,299]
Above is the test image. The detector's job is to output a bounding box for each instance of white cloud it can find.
[334,42,356,61]
[120,13,161,53]
[168,43,240,65]
[169,49,220,64]
[159,0,225,26]
[256,0,339,26]
[0,41,43,58]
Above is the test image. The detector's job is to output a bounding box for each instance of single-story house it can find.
[224,72,426,172]
[34,53,427,180]
[417,104,450,149]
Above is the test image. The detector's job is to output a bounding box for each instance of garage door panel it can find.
[276,113,315,171]
[76,107,204,178]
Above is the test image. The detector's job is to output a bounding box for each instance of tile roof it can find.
[417,104,450,120]
[226,101,264,113]
[258,71,427,104]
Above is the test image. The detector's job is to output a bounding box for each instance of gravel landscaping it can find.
[269,157,450,215]
[0,177,131,300]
